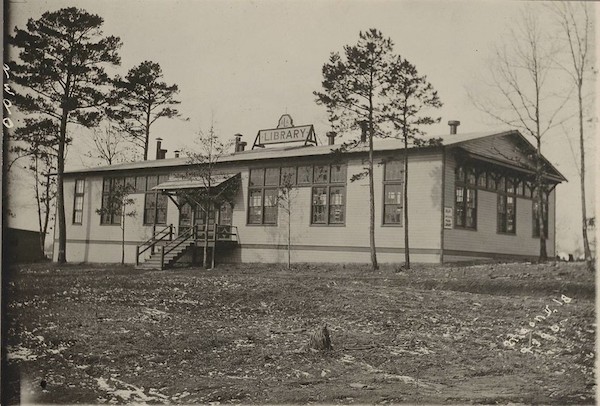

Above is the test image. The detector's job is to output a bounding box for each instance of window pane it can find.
[456,166,465,182]
[466,189,476,208]
[466,168,476,185]
[125,177,135,190]
[497,176,505,192]
[329,186,345,224]
[75,179,85,194]
[265,168,280,186]
[103,178,111,191]
[506,177,514,194]
[74,196,84,210]
[314,165,329,183]
[281,167,296,185]
[249,169,264,186]
[312,187,327,224]
[385,161,403,181]
[297,166,312,184]
[248,207,262,224]
[330,164,347,183]
[477,172,487,188]
[249,190,262,207]
[385,184,402,204]
[487,174,497,190]
[135,176,146,192]
[146,176,158,190]
[455,186,464,203]
[264,189,278,207]
[74,211,83,224]
[144,209,155,225]
[384,205,402,224]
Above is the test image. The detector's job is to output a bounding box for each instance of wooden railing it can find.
[135,224,174,265]
[161,227,194,269]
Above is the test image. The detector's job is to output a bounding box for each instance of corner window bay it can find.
[247,163,347,226]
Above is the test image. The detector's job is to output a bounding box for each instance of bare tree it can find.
[277,172,299,269]
[85,121,137,165]
[550,2,595,272]
[184,123,239,269]
[470,8,571,261]
[9,118,58,258]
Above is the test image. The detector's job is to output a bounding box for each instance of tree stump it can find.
[307,325,333,351]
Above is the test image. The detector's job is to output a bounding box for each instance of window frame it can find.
[382,160,404,226]
[143,174,169,226]
[454,165,477,230]
[100,177,124,226]
[247,168,279,226]
[72,179,85,225]
[497,174,517,235]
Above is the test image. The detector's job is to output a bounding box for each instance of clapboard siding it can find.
[443,150,556,259]
[58,150,444,264]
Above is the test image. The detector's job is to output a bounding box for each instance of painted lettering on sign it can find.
[443,207,453,229]
[259,125,312,145]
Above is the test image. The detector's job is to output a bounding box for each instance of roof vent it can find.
[234,133,247,153]
[448,120,460,135]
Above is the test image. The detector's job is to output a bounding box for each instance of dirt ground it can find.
[3,260,596,404]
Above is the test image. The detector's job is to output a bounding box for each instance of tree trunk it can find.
[121,205,125,265]
[367,78,378,271]
[577,84,593,271]
[56,107,68,263]
[287,203,291,269]
[143,102,151,161]
[535,136,547,262]
[403,133,410,269]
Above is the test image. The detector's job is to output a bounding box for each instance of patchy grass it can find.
[4,261,595,404]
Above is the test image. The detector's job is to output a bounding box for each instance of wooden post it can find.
[169,224,173,240]
[160,246,165,270]
[135,246,139,266]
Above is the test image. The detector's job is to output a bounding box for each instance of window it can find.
[455,165,477,229]
[100,177,124,225]
[312,187,328,224]
[143,175,169,225]
[73,179,85,224]
[497,176,516,234]
[281,167,296,185]
[248,168,278,225]
[383,161,403,225]
[533,190,549,237]
[310,164,346,225]
[297,166,312,184]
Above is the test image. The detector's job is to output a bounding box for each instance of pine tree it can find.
[8,7,122,263]
[107,61,181,160]
[315,29,396,271]
[385,57,442,269]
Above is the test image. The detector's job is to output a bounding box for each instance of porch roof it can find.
[152,173,239,191]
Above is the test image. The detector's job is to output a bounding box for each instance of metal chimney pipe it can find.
[234,133,243,152]
[448,120,460,135]
[327,131,336,146]
[155,138,163,159]
[359,121,368,143]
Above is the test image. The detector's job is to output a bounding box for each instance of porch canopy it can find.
[152,173,241,209]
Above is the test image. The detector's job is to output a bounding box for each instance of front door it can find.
[179,202,233,239]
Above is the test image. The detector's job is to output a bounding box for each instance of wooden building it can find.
[53,117,565,268]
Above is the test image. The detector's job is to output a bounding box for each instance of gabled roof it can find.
[64,128,566,182]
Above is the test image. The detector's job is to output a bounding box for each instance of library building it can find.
[55,115,565,269]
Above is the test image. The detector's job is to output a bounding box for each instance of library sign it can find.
[253,114,317,148]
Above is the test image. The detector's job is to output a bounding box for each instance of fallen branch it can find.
[270,328,306,334]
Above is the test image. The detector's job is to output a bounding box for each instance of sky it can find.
[4,0,598,255]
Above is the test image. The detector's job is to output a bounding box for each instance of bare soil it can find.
[3,261,595,404]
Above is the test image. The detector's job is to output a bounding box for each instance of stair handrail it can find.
[135,224,173,265]
[161,227,195,268]
[215,224,238,242]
